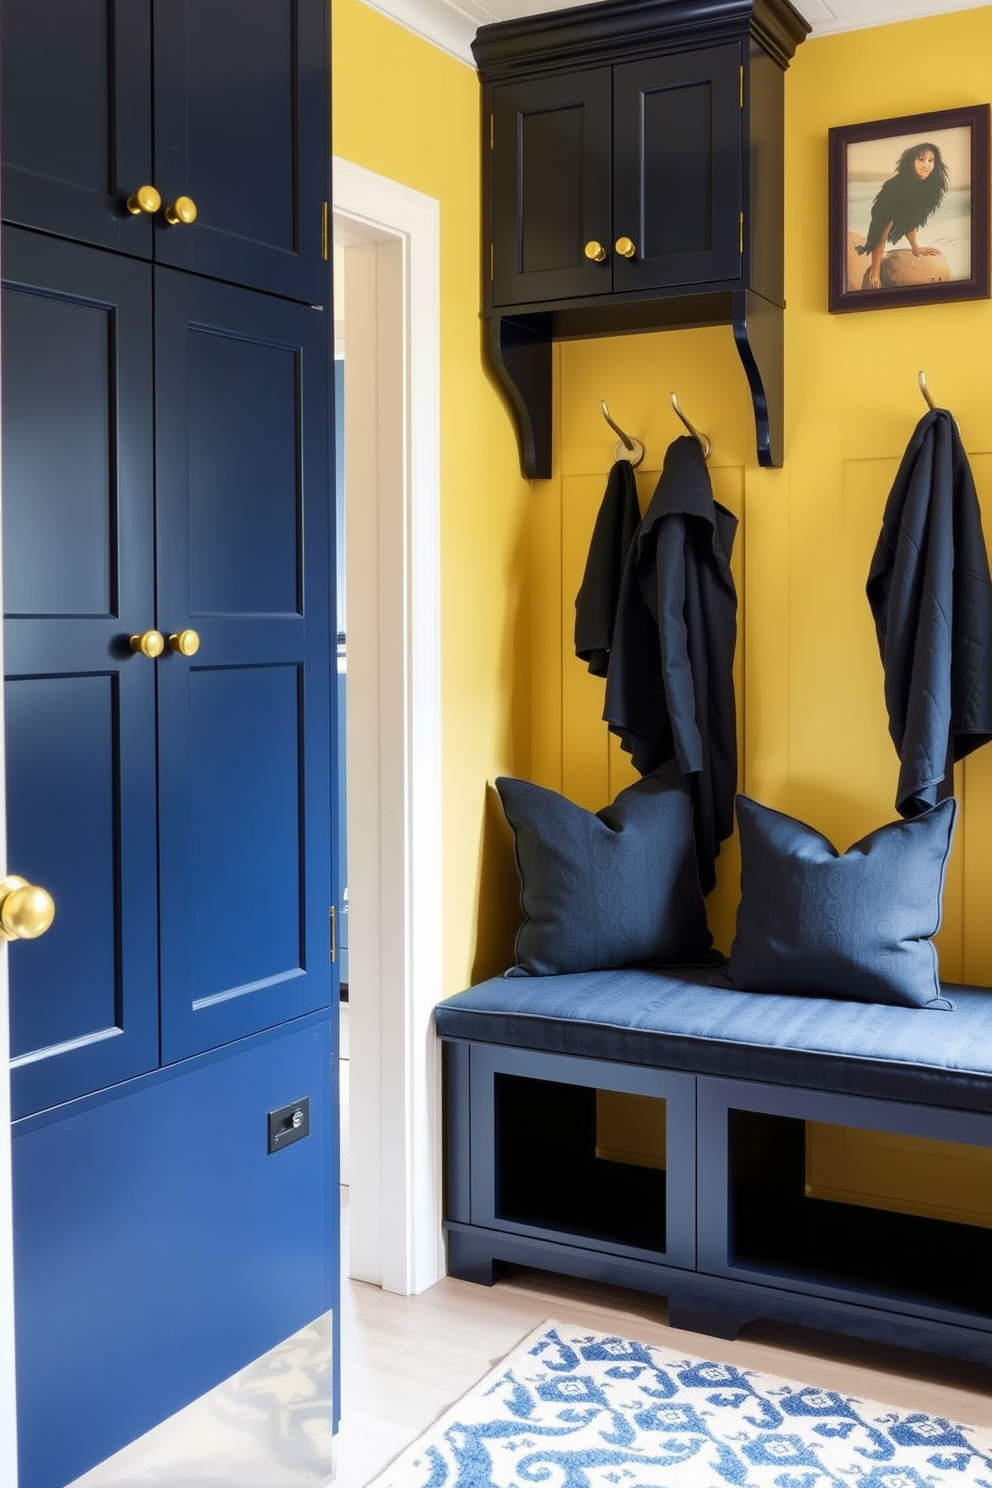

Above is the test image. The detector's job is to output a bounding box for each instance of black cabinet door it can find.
[153,0,329,303]
[2,229,160,1120]
[492,68,612,308]
[613,44,743,293]
[0,0,154,256]
[490,44,744,309]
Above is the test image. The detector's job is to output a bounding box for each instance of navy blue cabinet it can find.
[2,238,334,1116]
[1,0,328,303]
[154,271,332,1063]
[2,230,160,1118]
[2,5,338,1484]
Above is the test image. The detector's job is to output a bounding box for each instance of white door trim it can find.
[332,158,443,1295]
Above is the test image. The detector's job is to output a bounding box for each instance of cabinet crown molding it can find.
[473,0,810,78]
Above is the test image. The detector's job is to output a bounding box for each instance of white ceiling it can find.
[360,0,990,67]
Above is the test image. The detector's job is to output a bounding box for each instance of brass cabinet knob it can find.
[130,629,165,658]
[164,196,198,226]
[126,184,162,216]
[0,875,56,942]
[584,240,607,263]
[615,236,637,259]
[169,629,201,657]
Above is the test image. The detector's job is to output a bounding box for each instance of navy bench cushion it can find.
[434,969,992,1112]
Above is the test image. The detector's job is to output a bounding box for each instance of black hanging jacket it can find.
[603,436,738,894]
[866,407,992,817]
[574,460,641,678]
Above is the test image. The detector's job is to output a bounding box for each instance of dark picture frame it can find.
[828,103,990,312]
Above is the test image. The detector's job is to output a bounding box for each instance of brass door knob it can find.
[164,196,198,226]
[169,629,201,657]
[130,629,165,658]
[615,236,637,259]
[584,240,607,263]
[126,184,162,216]
[0,875,56,941]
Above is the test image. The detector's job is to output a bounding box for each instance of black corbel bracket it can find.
[487,289,784,478]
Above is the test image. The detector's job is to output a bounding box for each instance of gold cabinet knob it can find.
[0,875,56,942]
[169,629,201,657]
[126,184,162,216]
[164,196,198,226]
[130,629,165,658]
[615,236,637,259]
[584,240,607,263]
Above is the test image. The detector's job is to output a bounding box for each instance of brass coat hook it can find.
[918,371,960,435]
[600,400,644,466]
[670,392,712,458]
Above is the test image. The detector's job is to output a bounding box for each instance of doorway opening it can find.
[331,160,443,1297]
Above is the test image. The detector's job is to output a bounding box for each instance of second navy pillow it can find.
[722,794,957,1008]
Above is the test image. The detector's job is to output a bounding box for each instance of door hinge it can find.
[329,904,337,963]
[739,65,744,108]
[489,112,494,149]
[739,212,745,254]
[322,200,329,261]
[490,242,494,280]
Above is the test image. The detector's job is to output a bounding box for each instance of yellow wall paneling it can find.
[334,0,992,1210]
[806,1122,992,1229]
[596,1090,667,1171]
[536,9,992,1216]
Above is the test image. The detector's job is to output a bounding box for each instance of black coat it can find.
[574,460,641,678]
[866,408,992,817]
[603,436,738,894]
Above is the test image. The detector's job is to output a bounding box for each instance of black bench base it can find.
[441,1030,992,1374]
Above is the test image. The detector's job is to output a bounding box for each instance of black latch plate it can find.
[267,1096,311,1153]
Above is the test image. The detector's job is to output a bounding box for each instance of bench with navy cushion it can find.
[437,969,992,1368]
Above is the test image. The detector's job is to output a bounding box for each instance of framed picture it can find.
[828,103,990,312]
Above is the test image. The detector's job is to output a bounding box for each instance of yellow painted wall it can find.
[333,0,992,1053]
[332,0,530,990]
[528,6,992,1213]
[531,5,992,971]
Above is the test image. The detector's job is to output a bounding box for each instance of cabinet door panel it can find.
[492,70,612,308]
[613,45,743,292]
[2,231,159,1118]
[153,0,329,302]
[0,0,153,256]
[155,271,333,1062]
[13,1015,335,1488]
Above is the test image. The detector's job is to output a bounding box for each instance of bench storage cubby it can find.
[437,966,992,1368]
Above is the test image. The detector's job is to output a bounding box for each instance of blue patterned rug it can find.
[367,1318,992,1487]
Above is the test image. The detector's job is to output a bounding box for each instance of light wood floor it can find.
[334,1185,992,1488]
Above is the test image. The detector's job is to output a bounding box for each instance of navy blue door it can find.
[155,271,333,1061]
[2,244,335,1106]
[2,8,337,1480]
[2,228,160,1120]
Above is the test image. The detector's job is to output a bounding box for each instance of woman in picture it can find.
[855,141,949,288]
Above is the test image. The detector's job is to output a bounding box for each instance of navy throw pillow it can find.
[495,763,713,977]
[722,794,957,1008]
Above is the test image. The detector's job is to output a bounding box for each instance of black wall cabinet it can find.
[475,0,810,473]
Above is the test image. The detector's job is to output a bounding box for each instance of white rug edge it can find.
[362,1314,992,1486]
